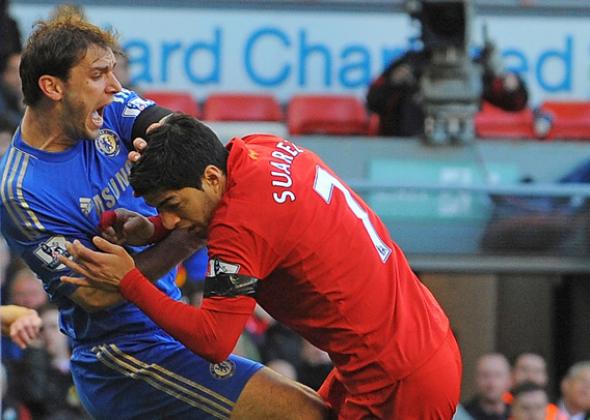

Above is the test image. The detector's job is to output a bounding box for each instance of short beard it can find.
[61,95,93,141]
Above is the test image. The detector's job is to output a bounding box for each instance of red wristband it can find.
[147,215,171,243]
[99,210,117,232]
[119,267,148,300]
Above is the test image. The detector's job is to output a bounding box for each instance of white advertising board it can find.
[11,4,590,103]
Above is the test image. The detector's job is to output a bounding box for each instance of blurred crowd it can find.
[454,352,590,420]
[0,3,334,419]
[4,243,590,420]
[0,243,334,420]
[0,1,588,420]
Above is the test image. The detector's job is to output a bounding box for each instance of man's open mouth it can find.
[90,105,106,128]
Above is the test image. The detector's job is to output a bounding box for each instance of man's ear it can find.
[203,165,225,189]
[38,75,65,101]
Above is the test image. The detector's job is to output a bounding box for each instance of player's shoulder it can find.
[107,89,154,119]
[227,133,284,152]
[0,143,36,195]
[233,134,306,157]
[0,149,44,242]
[241,133,283,143]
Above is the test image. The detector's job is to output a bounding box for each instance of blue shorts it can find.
[71,328,263,419]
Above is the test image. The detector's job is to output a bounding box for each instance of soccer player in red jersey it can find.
[60,114,462,419]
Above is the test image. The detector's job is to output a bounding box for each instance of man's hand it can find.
[2,307,43,349]
[58,237,136,291]
[128,137,148,164]
[10,310,42,349]
[128,117,169,163]
[100,209,155,246]
[389,64,416,86]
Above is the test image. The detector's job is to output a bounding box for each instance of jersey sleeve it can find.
[207,216,283,281]
[0,211,93,302]
[120,267,255,362]
[102,89,155,149]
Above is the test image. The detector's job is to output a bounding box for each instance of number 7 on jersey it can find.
[313,166,392,263]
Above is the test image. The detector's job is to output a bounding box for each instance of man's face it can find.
[144,165,226,237]
[59,44,121,140]
[511,390,548,420]
[2,53,21,94]
[146,185,221,238]
[513,354,548,387]
[475,355,512,403]
[9,271,47,310]
[563,367,590,412]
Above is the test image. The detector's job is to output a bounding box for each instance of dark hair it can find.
[512,382,547,399]
[130,113,228,197]
[20,14,117,106]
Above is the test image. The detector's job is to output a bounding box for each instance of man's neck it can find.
[20,106,77,152]
[479,398,506,415]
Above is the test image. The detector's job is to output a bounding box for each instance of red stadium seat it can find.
[539,101,590,140]
[142,90,200,118]
[475,101,536,139]
[203,93,283,122]
[287,95,369,135]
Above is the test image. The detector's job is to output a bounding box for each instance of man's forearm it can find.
[0,305,34,334]
[134,228,203,282]
[121,268,255,362]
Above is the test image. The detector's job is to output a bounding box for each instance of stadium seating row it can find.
[143,90,590,140]
[476,101,590,141]
[142,90,372,136]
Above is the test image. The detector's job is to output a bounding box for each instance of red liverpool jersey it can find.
[207,134,450,394]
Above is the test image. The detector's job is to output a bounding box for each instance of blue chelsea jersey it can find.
[0,90,180,343]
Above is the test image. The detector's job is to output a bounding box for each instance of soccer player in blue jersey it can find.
[0,15,328,419]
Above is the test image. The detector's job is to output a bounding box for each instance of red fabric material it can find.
[147,215,171,243]
[99,210,117,232]
[207,135,451,395]
[318,330,461,419]
[120,267,255,361]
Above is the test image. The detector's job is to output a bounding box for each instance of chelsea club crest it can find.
[95,129,121,157]
[209,360,236,380]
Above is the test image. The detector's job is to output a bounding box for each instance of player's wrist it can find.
[120,267,149,299]
[147,215,172,243]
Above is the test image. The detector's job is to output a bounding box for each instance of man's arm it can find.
[69,228,200,311]
[131,105,171,141]
[69,287,123,312]
[58,238,256,361]
[0,305,42,348]
[478,42,528,112]
[133,228,201,281]
[122,268,255,362]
